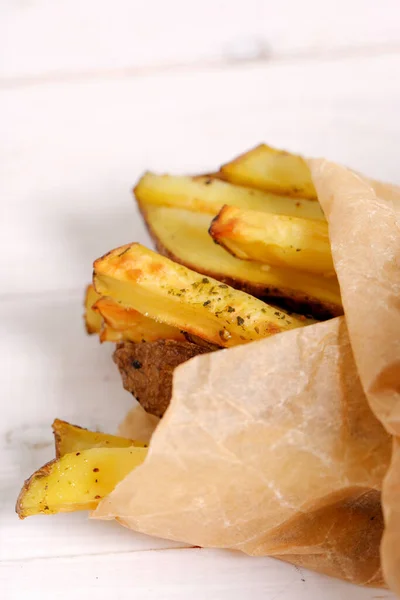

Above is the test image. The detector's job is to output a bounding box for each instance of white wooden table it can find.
[1,2,399,598]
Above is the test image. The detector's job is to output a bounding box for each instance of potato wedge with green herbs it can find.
[84,284,104,334]
[94,296,185,344]
[209,205,335,277]
[52,419,147,458]
[93,243,312,348]
[16,446,147,518]
[221,144,317,199]
[134,172,324,221]
[140,204,342,319]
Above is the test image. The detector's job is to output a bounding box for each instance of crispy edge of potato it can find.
[209,205,335,276]
[93,243,310,348]
[84,284,104,334]
[113,339,211,417]
[52,418,147,458]
[16,446,147,519]
[93,296,186,344]
[134,171,324,221]
[220,144,317,199]
[138,203,342,320]
[99,323,124,343]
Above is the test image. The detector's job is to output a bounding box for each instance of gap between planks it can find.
[1,544,198,565]
[0,288,85,304]
[1,42,400,91]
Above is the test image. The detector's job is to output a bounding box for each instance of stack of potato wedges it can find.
[17,143,343,519]
[86,144,342,418]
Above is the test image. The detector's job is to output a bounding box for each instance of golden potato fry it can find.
[84,284,103,334]
[209,205,335,277]
[52,419,147,458]
[16,446,147,518]
[93,243,311,348]
[140,204,342,319]
[221,144,317,199]
[94,296,185,344]
[134,172,324,220]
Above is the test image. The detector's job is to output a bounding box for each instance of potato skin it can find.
[113,340,212,418]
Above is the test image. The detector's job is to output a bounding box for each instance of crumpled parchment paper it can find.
[93,160,400,591]
[118,404,159,443]
[308,162,400,593]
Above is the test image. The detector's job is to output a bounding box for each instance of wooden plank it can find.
[1,547,395,600]
[1,55,400,295]
[1,0,399,81]
[1,513,188,563]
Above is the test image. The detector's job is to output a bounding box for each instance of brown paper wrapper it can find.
[118,403,159,443]
[308,162,400,593]
[93,161,400,591]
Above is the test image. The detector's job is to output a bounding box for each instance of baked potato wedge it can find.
[52,418,147,458]
[134,172,324,221]
[221,144,317,199]
[209,205,335,276]
[94,296,186,344]
[84,284,103,334]
[16,446,147,518]
[140,204,342,319]
[93,243,311,348]
[97,323,123,343]
[84,284,124,341]
[114,340,211,417]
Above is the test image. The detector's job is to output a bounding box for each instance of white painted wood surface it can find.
[2,548,396,600]
[1,1,399,598]
[2,54,400,297]
[1,0,400,82]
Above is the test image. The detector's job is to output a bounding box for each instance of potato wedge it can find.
[16,447,147,518]
[84,284,103,334]
[134,172,324,221]
[140,204,342,319]
[94,296,185,344]
[98,323,124,343]
[52,419,147,458]
[114,340,211,417]
[209,206,335,276]
[221,144,317,199]
[93,243,310,348]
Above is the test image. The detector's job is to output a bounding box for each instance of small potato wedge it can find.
[114,340,211,417]
[84,284,103,334]
[209,205,335,276]
[52,419,147,458]
[93,243,310,348]
[94,296,185,344]
[221,144,317,199]
[140,204,342,319]
[134,172,324,221]
[98,323,124,343]
[16,446,147,518]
